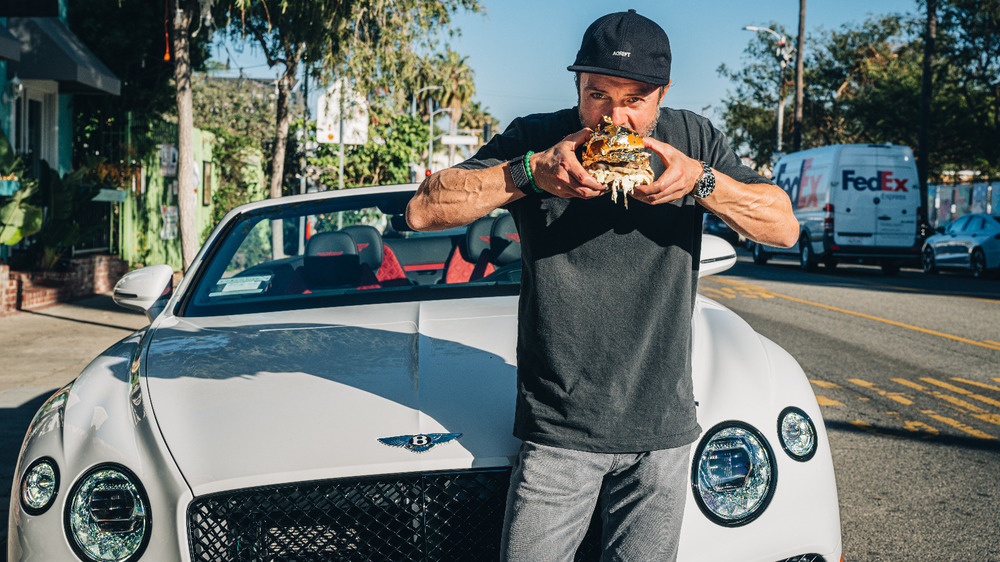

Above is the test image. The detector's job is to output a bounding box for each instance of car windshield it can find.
[181,188,520,317]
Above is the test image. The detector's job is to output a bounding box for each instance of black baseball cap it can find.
[567,9,671,86]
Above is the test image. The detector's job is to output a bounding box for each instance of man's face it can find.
[577,73,667,137]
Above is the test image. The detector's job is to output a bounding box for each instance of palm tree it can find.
[433,49,476,165]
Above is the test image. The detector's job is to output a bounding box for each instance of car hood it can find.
[143,297,521,496]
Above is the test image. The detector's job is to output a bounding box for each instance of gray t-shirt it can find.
[456,107,769,453]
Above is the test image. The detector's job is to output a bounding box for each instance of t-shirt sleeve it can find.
[701,119,772,186]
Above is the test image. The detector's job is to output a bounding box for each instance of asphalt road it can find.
[2,257,999,560]
[703,251,1000,560]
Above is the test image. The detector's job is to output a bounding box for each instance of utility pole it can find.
[793,0,806,152]
[918,0,937,239]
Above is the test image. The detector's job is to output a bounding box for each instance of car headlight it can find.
[692,422,776,526]
[778,407,817,461]
[66,465,151,562]
[21,457,59,515]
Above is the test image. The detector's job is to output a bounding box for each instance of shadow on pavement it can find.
[1,390,54,561]
[826,419,1000,452]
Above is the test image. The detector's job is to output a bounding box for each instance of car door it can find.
[935,216,970,266]
[957,216,984,267]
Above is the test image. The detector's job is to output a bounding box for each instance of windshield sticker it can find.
[209,275,272,297]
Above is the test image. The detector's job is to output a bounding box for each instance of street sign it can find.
[91,189,126,203]
[316,78,369,145]
[440,135,479,146]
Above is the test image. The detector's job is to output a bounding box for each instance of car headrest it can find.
[303,231,360,287]
[341,225,384,271]
[463,215,495,261]
[490,214,521,266]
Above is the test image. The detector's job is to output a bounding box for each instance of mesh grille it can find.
[188,468,601,561]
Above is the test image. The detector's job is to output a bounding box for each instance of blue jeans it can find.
[500,441,691,562]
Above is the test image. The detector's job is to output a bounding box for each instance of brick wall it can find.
[0,265,16,316]
[0,255,130,314]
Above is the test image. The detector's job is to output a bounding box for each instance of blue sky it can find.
[212,0,923,130]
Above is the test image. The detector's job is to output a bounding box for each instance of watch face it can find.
[695,162,715,199]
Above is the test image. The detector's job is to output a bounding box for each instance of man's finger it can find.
[564,128,595,148]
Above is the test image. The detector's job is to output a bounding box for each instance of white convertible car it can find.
[8,184,841,561]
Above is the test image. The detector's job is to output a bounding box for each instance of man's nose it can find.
[609,106,629,127]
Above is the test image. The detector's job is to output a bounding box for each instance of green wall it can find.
[118,129,220,271]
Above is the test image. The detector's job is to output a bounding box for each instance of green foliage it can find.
[0,128,42,246]
[717,23,793,168]
[192,73,272,233]
[29,164,102,270]
[305,110,428,189]
[68,0,213,169]
[193,73,276,153]
[718,7,999,177]
[0,186,43,247]
[213,0,483,196]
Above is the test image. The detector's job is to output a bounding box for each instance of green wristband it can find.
[523,151,544,194]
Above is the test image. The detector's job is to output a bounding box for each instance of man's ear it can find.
[659,82,671,104]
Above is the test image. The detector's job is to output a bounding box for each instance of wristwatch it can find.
[509,154,533,195]
[693,161,716,199]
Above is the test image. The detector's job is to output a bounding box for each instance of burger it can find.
[580,116,655,207]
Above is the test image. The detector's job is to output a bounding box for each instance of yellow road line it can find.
[810,379,841,389]
[894,378,1000,428]
[985,340,1000,346]
[699,288,737,300]
[816,395,844,406]
[706,278,1000,352]
[921,378,1000,409]
[953,377,1000,394]
[918,409,995,439]
[903,420,939,435]
[849,378,914,405]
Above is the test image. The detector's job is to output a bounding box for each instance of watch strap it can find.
[509,155,533,195]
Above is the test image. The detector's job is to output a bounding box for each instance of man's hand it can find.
[631,137,703,205]
[529,129,608,198]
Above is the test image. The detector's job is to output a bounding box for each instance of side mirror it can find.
[700,234,737,278]
[113,264,175,321]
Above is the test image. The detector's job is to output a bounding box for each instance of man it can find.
[407,9,798,561]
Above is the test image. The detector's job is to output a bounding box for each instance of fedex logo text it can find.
[842,170,909,192]
[774,158,823,209]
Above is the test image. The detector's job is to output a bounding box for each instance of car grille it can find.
[188,468,601,561]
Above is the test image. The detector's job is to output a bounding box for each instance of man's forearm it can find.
[406,164,524,231]
[700,173,799,248]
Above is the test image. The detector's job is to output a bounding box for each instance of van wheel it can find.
[799,238,817,272]
[921,246,937,274]
[971,248,987,278]
[881,260,901,276]
[752,243,769,265]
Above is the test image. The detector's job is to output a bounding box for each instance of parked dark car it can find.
[703,213,740,246]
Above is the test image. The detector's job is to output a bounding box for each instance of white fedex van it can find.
[753,143,922,275]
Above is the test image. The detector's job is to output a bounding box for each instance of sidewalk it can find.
[1,295,146,557]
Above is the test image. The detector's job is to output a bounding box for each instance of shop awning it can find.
[6,18,120,95]
[0,25,20,62]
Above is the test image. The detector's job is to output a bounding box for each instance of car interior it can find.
[186,193,522,315]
